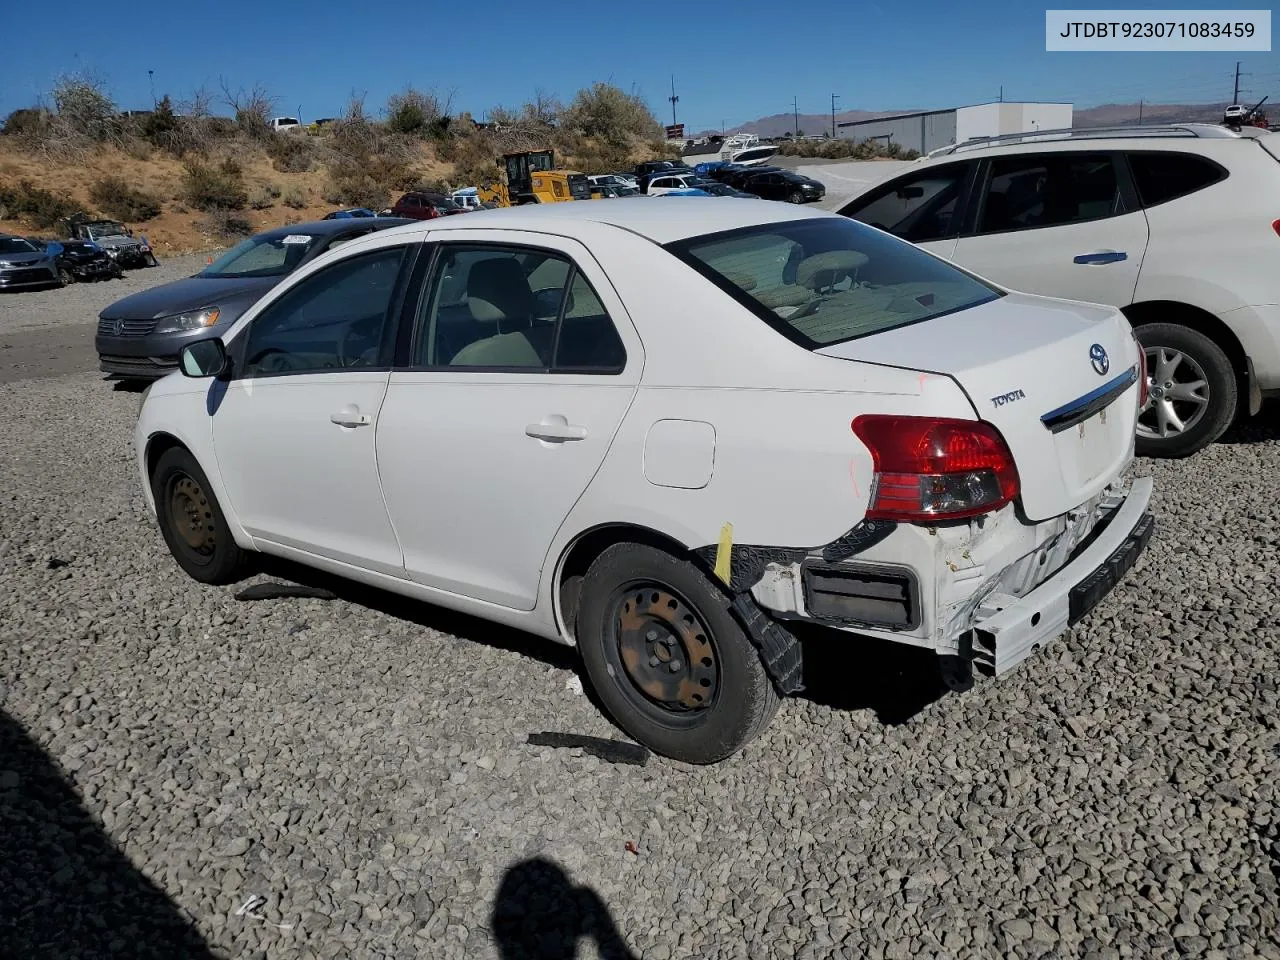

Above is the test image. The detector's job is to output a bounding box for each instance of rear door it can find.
[375,232,643,610]
[948,151,1148,306]
[837,160,975,260]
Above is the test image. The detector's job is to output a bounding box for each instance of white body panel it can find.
[137,199,1151,674]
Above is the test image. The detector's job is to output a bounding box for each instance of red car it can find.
[389,191,468,220]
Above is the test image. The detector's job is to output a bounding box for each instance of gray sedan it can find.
[95,217,412,379]
[0,235,62,291]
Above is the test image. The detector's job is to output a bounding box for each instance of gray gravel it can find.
[0,254,209,333]
[2,371,1279,960]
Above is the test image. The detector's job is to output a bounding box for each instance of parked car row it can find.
[1,217,156,292]
[627,159,826,203]
[128,197,1153,764]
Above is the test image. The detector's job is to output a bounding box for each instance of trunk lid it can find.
[818,292,1140,521]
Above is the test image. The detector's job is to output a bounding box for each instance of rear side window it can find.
[1127,151,1226,207]
[670,218,1001,348]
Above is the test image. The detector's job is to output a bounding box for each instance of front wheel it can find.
[145,252,159,267]
[151,447,250,584]
[575,543,780,764]
[788,190,805,204]
[58,267,73,286]
[1134,322,1236,459]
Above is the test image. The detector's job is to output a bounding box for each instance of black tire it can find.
[58,268,73,286]
[151,446,249,585]
[1133,322,1236,459]
[576,543,780,764]
[788,190,805,204]
[146,252,159,267]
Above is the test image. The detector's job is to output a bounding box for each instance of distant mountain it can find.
[697,101,1234,139]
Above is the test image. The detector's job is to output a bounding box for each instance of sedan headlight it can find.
[153,306,221,335]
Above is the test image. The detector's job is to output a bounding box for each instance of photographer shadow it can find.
[491,858,639,960]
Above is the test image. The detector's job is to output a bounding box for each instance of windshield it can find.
[0,238,38,255]
[669,217,1002,348]
[200,232,317,279]
[86,224,128,240]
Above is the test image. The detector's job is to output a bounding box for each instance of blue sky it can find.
[3,0,1276,132]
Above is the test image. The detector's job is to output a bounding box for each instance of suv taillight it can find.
[851,415,1021,522]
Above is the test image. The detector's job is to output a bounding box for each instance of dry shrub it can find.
[182,157,248,210]
[2,107,53,140]
[249,184,279,210]
[202,209,253,241]
[774,138,921,161]
[385,87,451,139]
[221,80,276,141]
[281,187,307,209]
[266,133,317,172]
[559,83,662,146]
[323,96,418,208]
[89,177,162,221]
[0,180,80,228]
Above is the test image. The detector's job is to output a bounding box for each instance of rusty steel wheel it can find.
[168,475,217,556]
[151,446,249,585]
[612,583,720,718]
[576,543,781,764]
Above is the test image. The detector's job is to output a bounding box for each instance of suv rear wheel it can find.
[1134,322,1236,458]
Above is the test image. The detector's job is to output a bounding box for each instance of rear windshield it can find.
[669,217,1002,348]
[0,237,38,254]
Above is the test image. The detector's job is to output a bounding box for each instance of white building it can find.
[837,102,1074,154]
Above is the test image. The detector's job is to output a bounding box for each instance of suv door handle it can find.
[330,405,372,428]
[526,417,587,443]
[1073,250,1128,265]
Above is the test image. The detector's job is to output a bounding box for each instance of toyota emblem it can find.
[1089,343,1109,376]
[112,319,124,336]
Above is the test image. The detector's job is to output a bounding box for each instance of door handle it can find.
[330,405,372,428]
[1073,250,1128,265]
[525,417,587,443]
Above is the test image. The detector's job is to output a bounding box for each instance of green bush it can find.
[181,158,248,210]
[0,180,80,228]
[2,107,53,139]
[89,177,162,221]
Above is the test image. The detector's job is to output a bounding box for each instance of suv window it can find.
[1127,151,1226,207]
[242,246,406,376]
[839,163,968,243]
[977,153,1123,234]
[416,245,625,372]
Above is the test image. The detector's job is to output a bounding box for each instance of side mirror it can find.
[180,338,229,378]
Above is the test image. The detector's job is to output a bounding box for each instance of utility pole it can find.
[1138,99,1143,124]
[999,85,1003,103]
[831,93,840,139]
[1233,61,1241,103]
[793,96,799,139]
[147,70,156,107]
[668,76,679,127]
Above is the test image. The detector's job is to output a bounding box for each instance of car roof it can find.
[255,217,413,240]
[391,195,832,244]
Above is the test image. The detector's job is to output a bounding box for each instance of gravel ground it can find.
[1,373,1279,955]
[0,254,209,333]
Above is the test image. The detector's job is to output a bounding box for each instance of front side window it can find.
[976,152,1123,235]
[669,217,1001,348]
[241,246,406,376]
[416,245,625,372]
[839,163,968,243]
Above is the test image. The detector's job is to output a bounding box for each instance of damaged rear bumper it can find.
[970,477,1153,674]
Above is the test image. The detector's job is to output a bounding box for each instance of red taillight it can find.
[1135,339,1149,407]
[851,415,1021,522]
[1272,218,1280,237]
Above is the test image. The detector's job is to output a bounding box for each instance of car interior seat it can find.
[450,257,553,366]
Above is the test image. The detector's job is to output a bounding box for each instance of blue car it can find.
[322,207,378,219]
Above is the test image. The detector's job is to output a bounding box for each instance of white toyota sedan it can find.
[135,198,1154,764]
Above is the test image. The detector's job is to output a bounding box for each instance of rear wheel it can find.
[576,543,780,764]
[151,447,249,584]
[1134,322,1236,458]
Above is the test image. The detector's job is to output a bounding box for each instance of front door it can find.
[375,236,642,610]
[949,151,1149,306]
[211,243,413,574]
